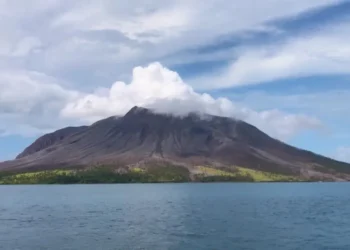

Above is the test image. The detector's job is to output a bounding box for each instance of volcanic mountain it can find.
[1,106,349,181]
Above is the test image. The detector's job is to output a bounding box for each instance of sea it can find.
[1,183,350,250]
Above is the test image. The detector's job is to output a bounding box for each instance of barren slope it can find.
[1,106,349,180]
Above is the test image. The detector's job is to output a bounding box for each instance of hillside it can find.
[0,106,349,182]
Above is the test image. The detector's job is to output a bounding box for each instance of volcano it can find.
[1,106,349,181]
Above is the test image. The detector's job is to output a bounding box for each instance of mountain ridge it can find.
[1,106,349,181]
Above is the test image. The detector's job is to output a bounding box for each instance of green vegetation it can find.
[195,166,302,182]
[195,166,253,182]
[0,170,77,184]
[141,164,191,182]
[0,164,190,184]
[0,165,304,184]
[235,167,302,182]
[197,166,236,177]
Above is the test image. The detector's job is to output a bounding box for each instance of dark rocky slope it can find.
[1,106,349,180]
[16,126,88,159]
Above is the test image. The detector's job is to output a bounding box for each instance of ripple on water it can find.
[1,183,350,250]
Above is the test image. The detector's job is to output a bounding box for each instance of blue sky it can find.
[1,0,350,162]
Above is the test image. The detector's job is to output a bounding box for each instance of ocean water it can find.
[1,183,350,250]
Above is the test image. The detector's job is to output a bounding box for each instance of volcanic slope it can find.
[1,106,349,180]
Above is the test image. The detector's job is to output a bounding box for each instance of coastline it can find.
[0,165,332,185]
[0,180,339,185]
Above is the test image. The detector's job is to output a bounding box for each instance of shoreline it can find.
[0,180,337,185]
[1,166,342,185]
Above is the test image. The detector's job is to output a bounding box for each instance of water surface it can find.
[1,183,350,250]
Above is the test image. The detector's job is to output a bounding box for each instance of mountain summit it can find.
[1,106,349,181]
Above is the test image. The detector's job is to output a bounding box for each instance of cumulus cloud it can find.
[0,63,322,139]
[62,62,322,140]
[0,0,348,161]
[334,147,350,163]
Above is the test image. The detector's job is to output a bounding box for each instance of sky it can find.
[1,0,350,163]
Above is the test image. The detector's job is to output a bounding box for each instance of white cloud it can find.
[62,62,322,140]
[225,89,350,141]
[334,147,350,163]
[52,0,339,43]
[46,0,340,72]
[229,89,350,117]
[0,70,78,136]
[39,37,141,72]
[192,21,350,89]
[0,0,347,157]
[11,37,42,57]
[0,63,322,140]
[53,2,193,43]
[0,0,342,84]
